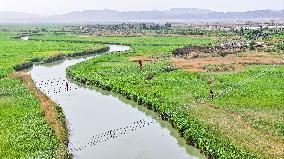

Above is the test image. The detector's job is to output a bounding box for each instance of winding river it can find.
[27,45,206,159]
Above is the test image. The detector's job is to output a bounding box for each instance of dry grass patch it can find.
[189,103,284,158]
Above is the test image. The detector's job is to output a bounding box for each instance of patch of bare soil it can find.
[171,54,284,72]
[128,56,156,63]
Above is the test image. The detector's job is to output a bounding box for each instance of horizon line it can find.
[0,8,283,16]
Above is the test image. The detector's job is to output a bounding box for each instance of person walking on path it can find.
[138,60,143,69]
[209,78,215,100]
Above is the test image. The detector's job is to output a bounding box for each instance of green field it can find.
[33,33,215,46]
[65,36,284,158]
[0,79,59,158]
[0,32,108,78]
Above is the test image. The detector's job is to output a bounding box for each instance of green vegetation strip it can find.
[32,34,215,46]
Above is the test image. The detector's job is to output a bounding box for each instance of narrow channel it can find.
[27,45,206,159]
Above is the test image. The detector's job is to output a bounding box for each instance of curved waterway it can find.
[27,45,206,159]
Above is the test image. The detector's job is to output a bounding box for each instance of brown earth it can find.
[128,56,160,67]
[129,53,284,72]
[128,56,156,63]
[171,54,284,72]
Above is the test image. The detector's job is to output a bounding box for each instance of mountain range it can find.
[0,8,283,23]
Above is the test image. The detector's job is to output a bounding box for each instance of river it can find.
[27,45,206,159]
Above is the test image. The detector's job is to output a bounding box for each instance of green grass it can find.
[33,33,215,46]
[0,79,58,158]
[211,65,284,137]
[66,36,284,158]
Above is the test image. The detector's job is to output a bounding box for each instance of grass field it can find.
[0,78,60,158]
[0,32,108,78]
[65,35,284,158]
[33,33,216,46]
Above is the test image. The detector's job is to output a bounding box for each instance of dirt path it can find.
[171,54,284,72]
[128,53,284,72]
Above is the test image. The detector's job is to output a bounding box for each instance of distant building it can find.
[20,36,29,41]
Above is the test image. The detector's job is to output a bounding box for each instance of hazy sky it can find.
[0,0,283,15]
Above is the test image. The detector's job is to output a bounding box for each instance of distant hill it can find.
[0,11,37,19]
[0,8,283,23]
[165,8,213,15]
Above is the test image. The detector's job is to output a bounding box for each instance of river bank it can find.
[13,46,109,72]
